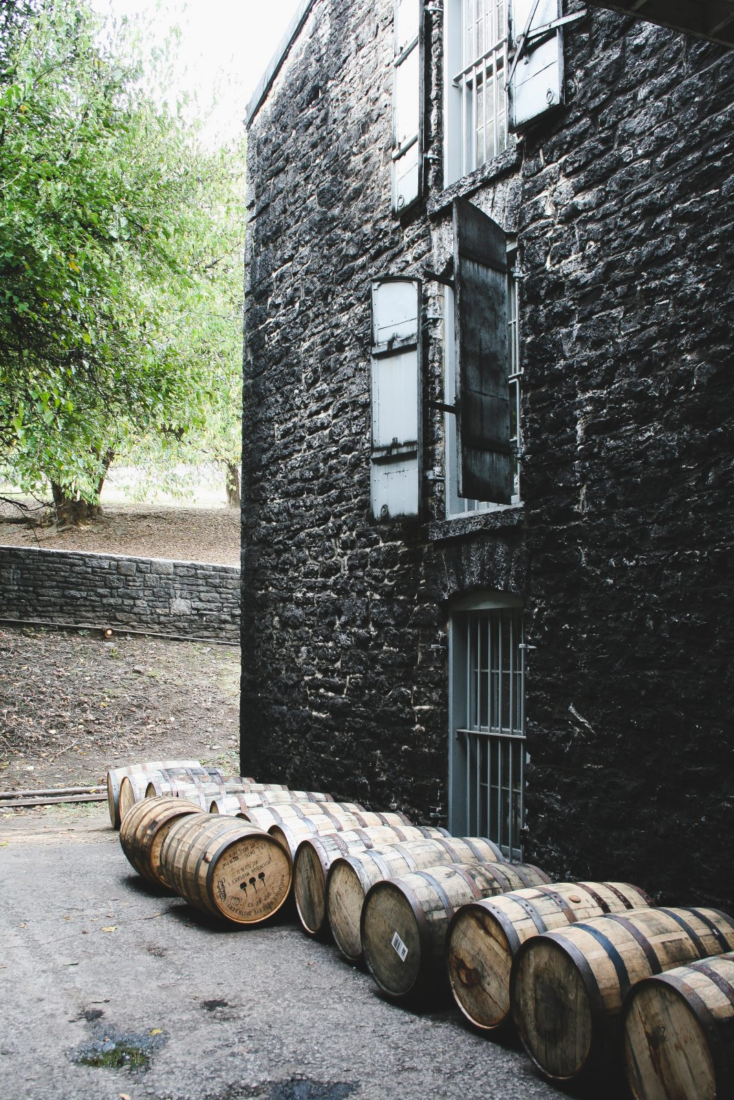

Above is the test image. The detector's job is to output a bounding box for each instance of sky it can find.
[90,0,304,143]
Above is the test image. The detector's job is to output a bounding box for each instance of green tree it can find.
[0,0,244,520]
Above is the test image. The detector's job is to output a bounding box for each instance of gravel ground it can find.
[0,625,239,794]
[0,809,575,1100]
[0,502,240,566]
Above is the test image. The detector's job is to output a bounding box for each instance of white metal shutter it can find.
[370,277,422,518]
[508,0,564,130]
[453,198,512,504]
[391,0,423,214]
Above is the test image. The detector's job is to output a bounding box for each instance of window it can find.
[448,594,526,857]
[444,0,568,186]
[444,254,521,516]
[444,0,510,186]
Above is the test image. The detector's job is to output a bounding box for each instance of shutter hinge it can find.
[423,269,455,290]
[423,152,441,163]
[426,399,459,416]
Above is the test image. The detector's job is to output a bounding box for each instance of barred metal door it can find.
[455,606,525,858]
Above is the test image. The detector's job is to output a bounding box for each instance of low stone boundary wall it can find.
[0,545,240,642]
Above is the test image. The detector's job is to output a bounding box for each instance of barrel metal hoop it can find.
[693,960,734,1010]
[534,886,579,923]
[410,869,458,921]
[435,838,462,862]
[509,895,549,935]
[690,908,734,953]
[474,898,526,953]
[655,972,730,1098]
[578,883,612,913]
[513,931,607,1081]
[462,836,503,862]
[450,865,487,901]
[657,907,713,959]
[391,843,420,873]
[350,811,367,827]
[362,850,395,879]
[600,882,635,910]
[482,863,513,892]
[603,914,661,975]
[571,923,634,1000]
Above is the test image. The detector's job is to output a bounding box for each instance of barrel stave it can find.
[327,837,509,963]
[447,881,652,1032]
[362,861,549,1000]
[511,907,734,1085]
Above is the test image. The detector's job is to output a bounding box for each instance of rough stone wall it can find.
[517,12,734,908]
[0,546,240,641]
[243,2,734,906]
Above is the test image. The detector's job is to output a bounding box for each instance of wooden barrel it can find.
[362,861,550,1000]
[107,760,200,828]
[622,952,734,1100]
[119,795,202,885]
[209,789,335,814]
[269,810,415,859]
[144,776,235,809]
[242,801,382,831]
[119,766,224,821]
[158,812,292,924]
[142,766,230,801]
[327,836,507,964]
[294,824,451,939]
[447,880,654,1033]
[511,906,734,1085]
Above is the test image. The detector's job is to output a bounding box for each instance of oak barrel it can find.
[327,836,506,964]
[362,861,550,1000]
[623,951,734,1100]
[119,766,224,820]
[269,810,414,858]
[447,880,653,1032]
[107,760,200,828]
[119,795,202,885]
[242,801,381,831]
[158,813,292,924]
[294,824,451,939]
[511,906,734,1084]
[210,789,333,815]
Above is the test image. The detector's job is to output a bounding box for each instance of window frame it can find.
[444,0,511,187]
[448,591,526,857]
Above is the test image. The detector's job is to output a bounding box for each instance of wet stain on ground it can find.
[71,1024,165,1072]
[267,1081,356,1100]
[204,1078,357,1100]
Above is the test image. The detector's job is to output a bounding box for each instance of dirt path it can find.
[0,625,239,794]
[0,502,240,565]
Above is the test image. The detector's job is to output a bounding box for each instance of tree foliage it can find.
[0,0,244,514]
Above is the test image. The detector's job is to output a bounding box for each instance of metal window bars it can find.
[457,607,525,858]
[454,0,509,177]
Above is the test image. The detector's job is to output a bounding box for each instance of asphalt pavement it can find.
[0,808,564,1100]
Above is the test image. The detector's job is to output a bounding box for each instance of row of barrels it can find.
[112,761,734,1099]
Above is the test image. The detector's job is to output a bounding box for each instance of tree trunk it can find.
[225,462,241,508]
[95,448,115,498]
[51,482,102,526]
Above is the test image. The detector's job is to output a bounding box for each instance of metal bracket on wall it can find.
[424,269,455,289]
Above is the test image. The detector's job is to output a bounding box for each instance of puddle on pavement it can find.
[266,1082,356,1100]
[71,1026,165,1072]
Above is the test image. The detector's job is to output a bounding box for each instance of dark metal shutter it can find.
[370,277,422,518]
[508,0,565,130]
[391,0,423,214]
[453,197,512,504]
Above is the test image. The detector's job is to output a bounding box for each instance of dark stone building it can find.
[241,0,734,909]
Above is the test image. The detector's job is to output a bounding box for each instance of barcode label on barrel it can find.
[391,931,408,962]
